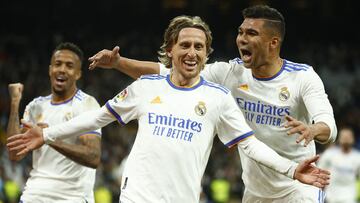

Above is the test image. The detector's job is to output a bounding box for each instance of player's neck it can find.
[170,72,201,88]
[341,147,352,154]
[253,57,283,78]
[51,87,78,103]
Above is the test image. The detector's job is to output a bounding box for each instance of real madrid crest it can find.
[195,101,207,116]
[64,111,73,121]
[279,87,290,101]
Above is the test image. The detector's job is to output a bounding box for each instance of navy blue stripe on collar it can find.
[50,89,79,105]
[166,74,204,91]
[253,59,287,81]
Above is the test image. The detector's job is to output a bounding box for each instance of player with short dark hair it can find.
[7,42,101,203]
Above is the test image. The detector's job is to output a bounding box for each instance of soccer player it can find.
[87,5,337,203]
[8,16,330,203]
[6,43,101,203]
[318,127,360,203]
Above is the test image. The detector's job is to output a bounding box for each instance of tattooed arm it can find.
[6,83,27,161]
[50,134,101,169]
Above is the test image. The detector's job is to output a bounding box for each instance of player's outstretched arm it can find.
[7,107,115,157]
[237,137,330,188]
[6,83,28,161]
[88,46,160,79]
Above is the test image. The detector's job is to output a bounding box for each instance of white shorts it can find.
[242,183,325,203]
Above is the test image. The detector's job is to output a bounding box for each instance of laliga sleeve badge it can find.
[195,101,207,116]
[114,88,128,103]
[279,87,290,101]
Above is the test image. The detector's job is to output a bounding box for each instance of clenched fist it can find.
[8,83,24,102]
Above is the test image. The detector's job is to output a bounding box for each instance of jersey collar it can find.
[252,59,287,81]
[50,89,79,105]
[166,74,204,91]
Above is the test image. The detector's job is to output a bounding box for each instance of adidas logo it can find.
[238,84,249,91]
[151,96,162,104]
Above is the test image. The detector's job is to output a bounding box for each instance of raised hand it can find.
[8,83,24,102]
[294,155,330,188]
[88,46,121,70]
[7,120,45,156]
[285,115,315,146]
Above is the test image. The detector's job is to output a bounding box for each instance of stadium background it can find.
[0,0,359,202]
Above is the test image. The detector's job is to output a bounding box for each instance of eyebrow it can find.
[54,59,75,64]
[238,26,259,33]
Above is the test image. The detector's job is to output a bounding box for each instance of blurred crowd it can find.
[1,0,360,202]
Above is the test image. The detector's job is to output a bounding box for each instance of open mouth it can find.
[183,60,197,69]
[55,75,67,85]
[240,49,252,63]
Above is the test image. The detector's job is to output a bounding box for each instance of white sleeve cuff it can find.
[287,162,298,179]
[315,118,337,144]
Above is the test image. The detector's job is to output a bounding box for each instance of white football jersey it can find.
[160,58,337,198]
[106,74,253,203]
[21,89,101,203]
[318,147,360,203]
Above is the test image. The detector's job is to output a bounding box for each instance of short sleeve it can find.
[77,96,102,136]
[23,103,32,122]
[22,100,37,123]
[216,92,254,148]
[105,79,141,125]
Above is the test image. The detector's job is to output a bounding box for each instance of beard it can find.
[52,86,67,97]
[51,80,74,98]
